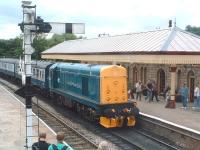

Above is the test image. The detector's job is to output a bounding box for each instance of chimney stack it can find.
[169,20,172,28]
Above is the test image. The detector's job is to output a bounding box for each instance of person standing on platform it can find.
[136,81,142,101]
[152,81,159,102]
[32,132,50,150]
[48,132,73,150]
[128,88,135,99]
[145,80,153,102]
[193,83,200,110]
[165,87,171,102]
[179,83,189,109]
[163,85,170,100]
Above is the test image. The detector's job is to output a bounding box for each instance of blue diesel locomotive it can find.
[0,58,139,128]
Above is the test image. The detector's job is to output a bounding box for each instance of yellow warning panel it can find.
[100,117,118,128]
[100,65,127,105]
[127,116,136,126]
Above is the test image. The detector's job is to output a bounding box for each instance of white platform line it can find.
[0,85,67,145]
[0,85,25,107]
[140,112,200,135]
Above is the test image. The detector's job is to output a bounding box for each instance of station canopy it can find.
[42,27,200,65]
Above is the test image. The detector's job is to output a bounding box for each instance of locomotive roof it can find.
[51,63,110,76]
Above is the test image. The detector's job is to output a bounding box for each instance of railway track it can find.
[32,102,98,149]
[137,113,200,150]
[110,128,179,150]
[1,77,199,150]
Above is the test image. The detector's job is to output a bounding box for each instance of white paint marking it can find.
[140,112,200,135]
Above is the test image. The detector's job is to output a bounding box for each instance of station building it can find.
[41,26,200,104]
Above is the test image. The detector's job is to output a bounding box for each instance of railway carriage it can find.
[0,58,19,79]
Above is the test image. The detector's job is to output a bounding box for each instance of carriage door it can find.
[187,71,195,102]
[157,69,165,94]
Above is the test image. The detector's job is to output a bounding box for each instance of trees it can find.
[185,25,200,36]
[0,33,80,59]
[32,33,80,59]
[0,37,23,58]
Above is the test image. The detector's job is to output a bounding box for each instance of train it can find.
[0,58,139,128]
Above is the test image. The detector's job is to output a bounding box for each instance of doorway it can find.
[132,67,138,86]
[157,69,165,94]
[187,71,195,102]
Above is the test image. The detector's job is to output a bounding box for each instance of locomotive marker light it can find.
[19,1,84,149]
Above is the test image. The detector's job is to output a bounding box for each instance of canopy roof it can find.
[42,27,200,55]
[42,27,200,65]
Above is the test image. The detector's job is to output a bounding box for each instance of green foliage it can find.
[185,25,200,36]
[0,33,80,59]
[47,33,78,47]
[0,37,23,58]
[32,33,79,59]
[32,36,48,59]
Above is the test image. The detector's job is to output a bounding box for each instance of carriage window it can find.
[39,70,42,79]
[41,70,43,79]
[42,70,45,80]
[36,69,39,78]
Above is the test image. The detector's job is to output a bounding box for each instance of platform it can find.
[0,84,56,149]
[134,96,200,133]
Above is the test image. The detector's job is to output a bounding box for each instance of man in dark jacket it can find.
[32,132,50,150]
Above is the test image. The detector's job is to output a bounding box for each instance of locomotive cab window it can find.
[82,76,89,96]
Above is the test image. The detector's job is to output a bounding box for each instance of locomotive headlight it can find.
[123,108,130,113]
[106,97,111,101]
[111,108,116,113]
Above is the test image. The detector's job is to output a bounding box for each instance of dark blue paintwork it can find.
[49,63,109,109]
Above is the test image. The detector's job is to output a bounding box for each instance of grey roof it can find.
[0,58,53,68]
[32,60,53,69]
[0,58,19,63]
[42,27,200,54]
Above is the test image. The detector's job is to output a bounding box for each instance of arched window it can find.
[177,70,181,90]
[144,67,147,84]
[127,65,130,81]
[133,67,138,85]
[140,67,143,82]
[187,70,195,102]
[157,69,165,94]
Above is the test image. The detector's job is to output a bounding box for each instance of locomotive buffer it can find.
[17,1,84,149]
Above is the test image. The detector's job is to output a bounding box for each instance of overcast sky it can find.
[0,0,200,39]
